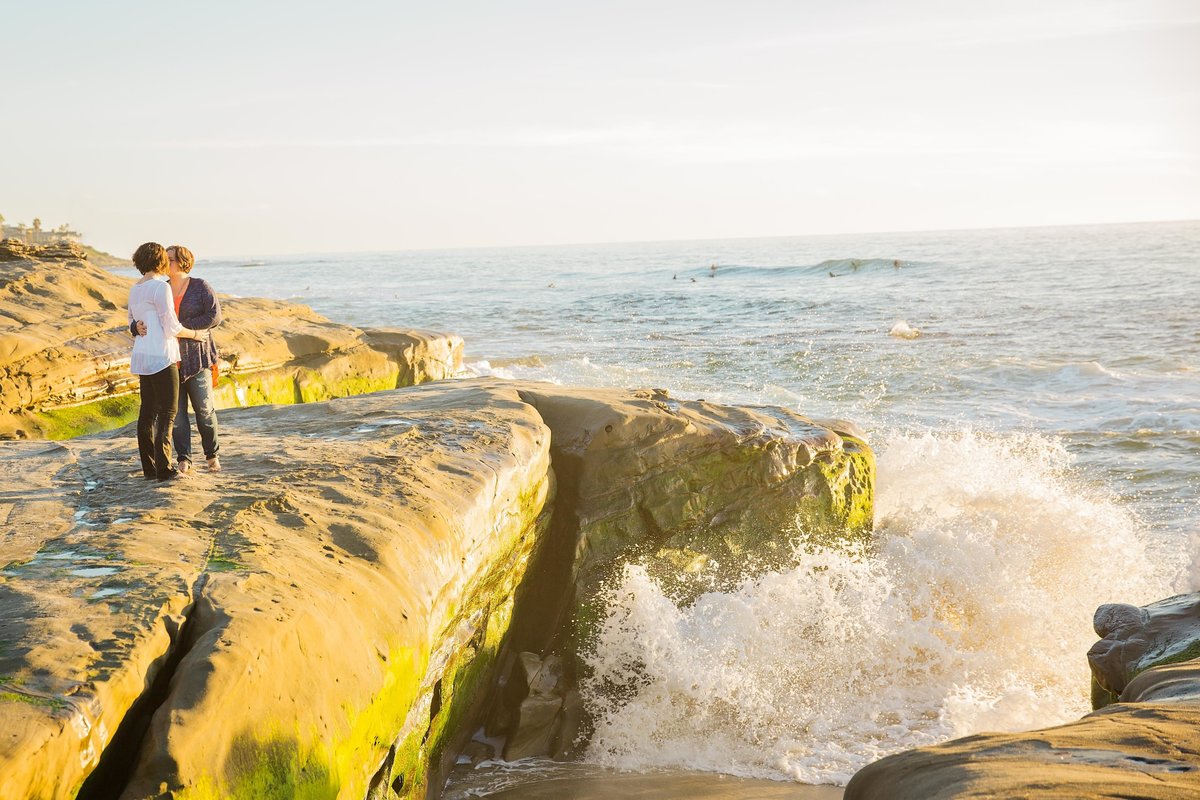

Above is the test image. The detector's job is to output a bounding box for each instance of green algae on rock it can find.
[483,386,877,762]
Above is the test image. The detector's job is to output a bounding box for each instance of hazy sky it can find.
[2,0,1197,256]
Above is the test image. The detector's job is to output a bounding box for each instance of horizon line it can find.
[100,216,1199,262]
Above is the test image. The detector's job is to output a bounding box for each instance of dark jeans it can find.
[174,367,220,463]
[138,364,179,479]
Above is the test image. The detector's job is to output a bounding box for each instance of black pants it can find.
[138,364,180,479]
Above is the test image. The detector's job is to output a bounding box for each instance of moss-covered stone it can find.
[0,691,68,710]
[36,394,140,440]
[500,385,876,757]
[114,383,553,800]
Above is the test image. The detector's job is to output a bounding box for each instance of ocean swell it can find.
[705,258,915,279]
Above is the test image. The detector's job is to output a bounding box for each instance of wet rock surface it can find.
[1089,594,1200,707]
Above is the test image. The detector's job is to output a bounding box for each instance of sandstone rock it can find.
[460,739,495,766]
[844,593,1200,799]
[552,689,584,760]
[844,705,1200,799]
[1,381,554,799]
[517,385,874,592]
[0,242,463,440]
[503,694,564,763]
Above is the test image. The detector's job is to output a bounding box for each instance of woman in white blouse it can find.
[128,242,207,481]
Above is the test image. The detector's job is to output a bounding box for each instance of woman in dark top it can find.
[132,245,223,472]
[165,245,222,473]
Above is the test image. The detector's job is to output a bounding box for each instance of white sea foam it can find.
[465,359,518,380]
[1186,531,1200,592]
[581,429,1172,786]
[888,320,920,340]
[1077,360,1118,379]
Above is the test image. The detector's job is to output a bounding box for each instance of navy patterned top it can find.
[176,278,222,382]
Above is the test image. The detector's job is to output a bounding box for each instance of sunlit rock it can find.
[0,382,553,799]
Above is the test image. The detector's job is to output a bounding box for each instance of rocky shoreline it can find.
[0,240,461,441]
[0,378,872,799]
[2,243,1197,799]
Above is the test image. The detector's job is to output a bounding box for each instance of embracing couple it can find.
[128,242,222,481]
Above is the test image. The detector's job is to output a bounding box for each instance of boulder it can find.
[486,385,875,760]
[517,386,873,590]
[1089,594,1200,708]
[501,652,566,761]
[0,240,463,440]
[844,593,1200,799]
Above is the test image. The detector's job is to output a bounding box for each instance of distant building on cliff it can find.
[0,214,82,245]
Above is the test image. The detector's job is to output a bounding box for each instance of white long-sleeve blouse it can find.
[128,276,184,375]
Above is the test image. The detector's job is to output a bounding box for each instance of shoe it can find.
[178,460,191,475]
[156,469,183,482]
[207,457,221,473]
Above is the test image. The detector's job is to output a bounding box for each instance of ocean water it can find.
[120,220,1200,789]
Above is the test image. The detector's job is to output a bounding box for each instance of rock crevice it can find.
[77,574,209,800]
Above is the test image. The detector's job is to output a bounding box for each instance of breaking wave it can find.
[581,429,1172,786]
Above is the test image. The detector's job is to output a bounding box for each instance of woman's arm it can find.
[183,279,223,330]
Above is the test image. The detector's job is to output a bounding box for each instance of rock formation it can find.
[1089,594,1200,709]
[0,379,874,799]
[480,387,875,761]
[844,593,1200,799]
[0,240,462,441]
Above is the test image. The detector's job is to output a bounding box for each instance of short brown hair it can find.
[132,242,169,275]
[167,245,195,273]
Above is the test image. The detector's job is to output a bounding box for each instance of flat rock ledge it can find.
[845,593,1200,799]
[0,239,462,440]
[0,378,873,800]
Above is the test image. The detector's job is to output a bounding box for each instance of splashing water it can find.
[581,429,1172,786]
[887,320,921,340]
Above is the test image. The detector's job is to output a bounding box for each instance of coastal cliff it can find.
[844,594,1200,798]
[0,379,874,799]
[0,239,462,440]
